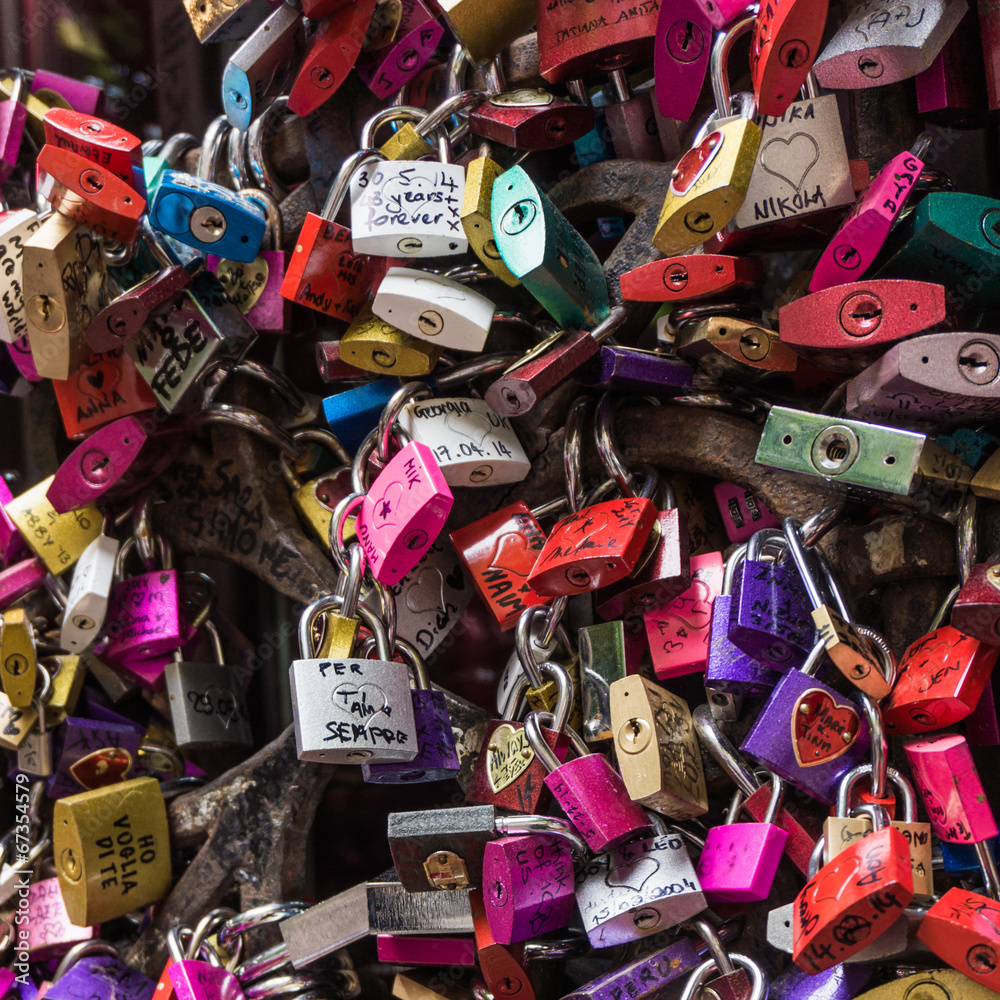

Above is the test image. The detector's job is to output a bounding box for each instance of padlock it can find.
[5,474,102,575]
[22,212,106,380]
[768,962,874,1000]
[338,303,444,376]
[792,803,914,972]
[714,482,781,545]
[810,134,931,292]
[350,142,467,259]
[286,0,376,116]
[61,532,118,654]
[524,709,652,852]
[610,674,708,820]
[168,937,246,1000]
[361,636,460,783]
[0,207,46,344]
[42,107,144,193]
[52,774,172,925]
[778,279,948,374]
[44,955,156,1000]
[469,89,595,151]
[378,933,475,967]
[824,764,934,900]
[0,557,47,610]
[697,774,789,902]
[435,0,534,65]
[654,0,712,121]
[917,5,987,124]
[461,147,519,287]
[620,254,764,303]
[45,652,87,726]
[24,876,95,959]
[654,19,763,256]
[576,345,695,397]
[355,0,442,99]
[678,954,766,1000]
[814,0,969,89]
[280,428,353,547]
[0,605,36,707]
[674,311,799,377]
[399,394,530,488]
[491,165,609,330]
[0,688,38,750]
[596,70,661,163]
[323,379,398,454]
[290,594,418,764]
[280,150,385,323]
[575,825,706,947]
[46,712,148,798]
[527,496,658,598]
[221,3,303,130]
[953,556,1000,646]
[751,0,829,116]
[482,827,577,944]
[644,550,725,679]
[182,0,287,44]
[367,866,474,939]
[8,332,41,382]
[449,502,552,631]
[0,70,28,184]
[917,887,1000,990]
[150,170,266,263]
[469,888,535,1000]
[29,68,101,115]
[563,936,702,1000]
[355,437,454,584]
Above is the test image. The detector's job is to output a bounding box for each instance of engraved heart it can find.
[759,132,821,193]
[489,532,537,578]
[445,411,494,449]
[405,566,447,615]
[216,256,269,314]
[373,481,403,528]
[606,856,660,893]
[670,130,723,197]
[792,688,861,768]
[487,722,534,793]
[332,682,389,721]
[76,358,120,401]
[69,747,133,790]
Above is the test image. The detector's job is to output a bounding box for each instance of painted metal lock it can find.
[620,254,764,302]
[0,478,28,565]
[562,937,702,1000]
[5,474,102,576]
[814,0,969,89]
[810,137,929,291]
[953,562,1000,646]
[355,0,442,99]
[714,482,780,544]
[323,379,398,453]
[53,775,172,925]
[675,315,799,376]
[527,497,658,597]
[289,597,418,764]
[169,960,245,1000]
[916,6,986,123]
[525,711,653,852]
[356,440,453,584]
[22,213,105,380]
[449,502,552,631]
[151,170,266,263]
[694,0,753,29]
[350,156,467,258]
[575,833,706,947]
[47,714,146,798]
[399,396,530,488]
[654,0,712,121]
[0,607,36,707]
[0,208,46,343]
[373,269,496,353]
[751,0,829,116]
[0,558,47,611]
[610,674,708,820]
[378,934,475,968]
[287,0,375,116]
[339,303,444,376]
[482,832,575,944]
[491,165,609,330]
[24,876,96,958]
[644,551,724,679]
[470,887,535,1000]
[917,888,1000,991]
[45,956,156,1000]
[846,332,1000,429]
[469,90,595,151]
[576,345,695,397]
[462,152,519,286]
[105,560,183,663]
[778,279,948,374]
[0,73,28,184]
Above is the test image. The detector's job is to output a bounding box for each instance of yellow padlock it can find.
[462,153,520,287]
[0,692,38,750]
[0,608,36,707]
[281,429,353,548]
[339,303,444,376]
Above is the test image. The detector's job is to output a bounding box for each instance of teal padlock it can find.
[491,166,610,330]
[874,192,1000,313]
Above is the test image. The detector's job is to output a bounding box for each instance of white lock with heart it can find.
[372,268,496,352]
[398,396,531,487]
[61,533,119,653]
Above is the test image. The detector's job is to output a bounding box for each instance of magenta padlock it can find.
[714,482,781,545]
[810,134,931,292]
[697,774,789,902]
[0,476,30,564]
[32,69,103,114]
[355,0,443,99]
[8,334,41,382]
[98,641,169,692]
[376,935,476,966]
[654,0,712,120]
[482,832,576,944]
[25,877,96,959]
[524,711,653,853]
[356,440,454,585]
[0,557,47,609]
[694,0,752,28]
[0,73,27,184]
[169,961,245,1000]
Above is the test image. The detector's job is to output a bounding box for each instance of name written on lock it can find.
[318,659,412,749]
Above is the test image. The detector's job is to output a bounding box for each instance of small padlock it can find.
[355,0,441,99]
[918,887,1000,991]
[654,0,712,121]
[620,253,764,303]
[461,147,520,286]
[469,887,535,1000]
[338,303,445,376]
[751,0,828,116]
[0,207,46,344]
[0,605,36,707]
[469,88,595,151]
[181,0,286,43]
[280,428,353,548]
[42,106,144,192]
[561,935,702,1000]
[678,954,766,1000]
[713,482,781,545]
[45,955,156,1000]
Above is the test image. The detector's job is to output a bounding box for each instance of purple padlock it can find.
[355,0,443,99]
[769,961,873,1000]
[32,69,104,114]
[562,937,702,1000]
[728,529,814,669]
[45,956,155,1000]
[46,716,146,799]
[576,345,695,395]
[482,832,576,944]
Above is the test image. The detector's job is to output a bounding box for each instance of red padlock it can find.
[918,888,1000,991]
[42,108,144,193]
[621,254,765,303]
[468,91,596,151]
[751,0,829,117]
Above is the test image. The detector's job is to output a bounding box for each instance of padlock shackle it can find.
[722,544,748,596]
[298,595,390,661]
[198,114,230,183]
[679,954,766,1000]
[859,692,887,800]
[238,187,283,249]
[564,395,591,514]
[320,147,383,223]
[711,15,756,117]
[377,381,434,466]
[194,403,297,455]
[683,919,734,978]
[360,105,426,148]
[496,813,588,857]
[837,763,917,823]
[595,392,662,500]
[51,941,123,983]
[692,703,759,798]
[781,517,828,612]
[514,604,573,690]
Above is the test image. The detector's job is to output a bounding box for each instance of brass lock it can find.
[462,152,520,287]
[339,303,444,376]
[423,850,471,890]
[0,608,36,707]
[280,429,353,548]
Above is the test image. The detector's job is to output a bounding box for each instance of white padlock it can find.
[372,268,496,352]
[0,208,46,344]
[60,533,118,653]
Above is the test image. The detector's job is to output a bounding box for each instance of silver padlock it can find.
[289,594,418,764]
[17,663,52,777]
[372,268,496,352]
[61,531,119,653]
[366,868,474,935]
[164,621,254,750]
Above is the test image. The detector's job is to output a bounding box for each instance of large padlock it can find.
[751,0,829,116]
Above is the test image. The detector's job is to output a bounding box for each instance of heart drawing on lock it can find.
[670,130,724,197]
[606,856,661,893]
[792,688,861,768]
[445,411,494,449]
[373,481,404,528]
[489,532,537,578]
[569,511,609,546]
[76,358,121,401]
[405,566,447,615]
[205,687,240,728]
[759,133,821,193]
[332,682,389,722]
[487,722,534,793]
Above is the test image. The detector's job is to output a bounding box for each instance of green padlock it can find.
[874,192,1000,313]
[491,165,610,330]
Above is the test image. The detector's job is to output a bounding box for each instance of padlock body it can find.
[165,660,253,749]
[712,483,780,542]
[0,209,46,343]
[917,887,1000,991]
[697,822,788,902]
[705,594,782,697]
[356,0,443,99]
[169,961,245,1000]
[654,0,712,121]
[105,568,183,662]
[207,249,291,334]
[953,562,1000,644]
[339,303,444,376]
[45,957,155,1000]
[0,559,47,611]
[25,876,96,959]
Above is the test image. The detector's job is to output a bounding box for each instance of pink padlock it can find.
[25,877,97,959]
[356,440,453,585]
[810,134,932,292]
[713,482,781,545]
[0,73,27,184]
[8,334,41,382]
[376,934,477,966]
[0,557,47,609]
[654,0,712,121]
[0,477,30,565]
[693,0,752,29]
[32,69,103,114]
[524,711,653,853]
[697,773,789,902]
[169,960,245,1000]
[355,0,443,99]
[99,643,170,692]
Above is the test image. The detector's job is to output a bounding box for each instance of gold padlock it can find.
[380,122,436,161]
[280,429,353,547]
[610,674,708,820]
[5,476,102,576]
[44,654,87,726]
[315,612,360,659]
[339,303,444,376]
[0,608,36,707]
[0,692,38,750]
[53,775,173,926]
[22,213,106,379]
[462,153,519,287]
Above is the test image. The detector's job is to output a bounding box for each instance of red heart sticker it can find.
[792,688,860,768]
[670,131,724,197]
